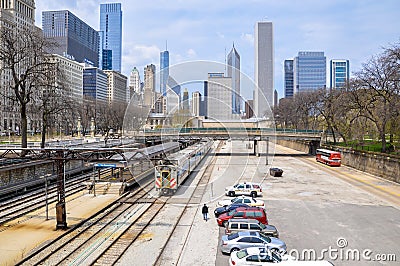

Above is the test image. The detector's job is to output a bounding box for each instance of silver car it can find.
[220,231,287,255]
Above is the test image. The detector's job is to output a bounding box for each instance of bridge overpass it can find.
[128,127,322,141]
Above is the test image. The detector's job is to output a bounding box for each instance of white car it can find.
[217,196,265,209]
[225,182,263,197]
[229,247,333,265]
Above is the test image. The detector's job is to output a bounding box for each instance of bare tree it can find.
[0,27,56,150]
[351,46,400,152]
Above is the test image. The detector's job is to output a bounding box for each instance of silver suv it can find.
[225,218,279,238]
[220,231,286,255]
[225,182,263,197]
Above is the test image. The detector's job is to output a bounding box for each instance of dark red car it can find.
[216,207,268,227]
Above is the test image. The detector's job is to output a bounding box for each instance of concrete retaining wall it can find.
[276,139,400,183]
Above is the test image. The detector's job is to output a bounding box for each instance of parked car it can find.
[217,207,268,227]
[270,168,283,177]
[229,247,294,265]
[225,218,279,238]
[225,182,263,197]
[220,231,287,255]
[218,196,265,209]
[214,203,249,218]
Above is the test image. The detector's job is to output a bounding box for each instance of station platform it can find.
[0,189,120,266]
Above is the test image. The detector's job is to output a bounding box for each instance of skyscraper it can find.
[129,67,141,94]
[143,64,156,107]
[284,59,294,98]
[294,51,326,93]
[83,67,108,102]
[182,88,189,111]
[254,21,274,117]
[330,59,350,89]
[207,73,234,120]
[160,50,169,95]
[42,10,100,66]
[100,3,122,72]
[227,44,240,114]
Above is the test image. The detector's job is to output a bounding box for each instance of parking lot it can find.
[178,140,399,265]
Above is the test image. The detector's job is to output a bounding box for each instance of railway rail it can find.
[16,180,156,266]
[16,141,219,265]
[0,167,121,228]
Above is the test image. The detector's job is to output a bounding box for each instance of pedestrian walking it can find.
[202,203,209,221]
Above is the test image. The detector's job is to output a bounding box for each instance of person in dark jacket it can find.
[202,204,209,221]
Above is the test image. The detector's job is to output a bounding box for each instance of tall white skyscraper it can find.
[129,67,141,94]
[254,21,274,117]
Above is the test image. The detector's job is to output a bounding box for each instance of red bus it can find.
[316,148,341,166]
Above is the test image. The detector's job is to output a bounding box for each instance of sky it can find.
[34,0,400,100]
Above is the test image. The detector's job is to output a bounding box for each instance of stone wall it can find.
[276,139,400,183]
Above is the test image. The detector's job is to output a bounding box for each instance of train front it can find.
[155,165,178,195]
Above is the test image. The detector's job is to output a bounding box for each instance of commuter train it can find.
[155,139,213,195]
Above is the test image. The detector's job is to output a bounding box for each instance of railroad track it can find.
[16,180,157,266]
[152,141,222,266]
[16,141,220,265]
[0,167,119,227]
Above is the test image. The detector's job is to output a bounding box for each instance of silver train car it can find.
[155,139,213,195]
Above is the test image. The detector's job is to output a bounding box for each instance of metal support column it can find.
[266,137,269,165]
[55,151,67,230]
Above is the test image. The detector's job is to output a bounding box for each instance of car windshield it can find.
[236,250,248,259]
[260,223,266,229]
[232,198,242,204]
[228,233,239,240]
[260,234,271,243]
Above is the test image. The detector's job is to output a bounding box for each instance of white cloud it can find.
[241,33,254,45]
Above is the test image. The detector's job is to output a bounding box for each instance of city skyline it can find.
[35,0,400,100]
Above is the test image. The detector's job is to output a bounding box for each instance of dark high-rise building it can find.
[227,44,240,114]
[284,59,294,98]
[100,3,122,71]
[42,10,100,66]
[83,67,108,102]
[160,50,169,95]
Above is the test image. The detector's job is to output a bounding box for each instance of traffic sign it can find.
[94,163,117,168]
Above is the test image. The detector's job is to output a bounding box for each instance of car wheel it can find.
[271,248,279,254]
[251,191,257,198]
[231,247,240,253]
[229,191,235,197]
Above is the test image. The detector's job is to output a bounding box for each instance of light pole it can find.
[41,173,51,220]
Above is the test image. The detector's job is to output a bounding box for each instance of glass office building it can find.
[42,10,100,67]
[83,68,108,101]
[227,44,240,114]
[330,59,350,89]
[294,51,326,93]
[284,59,294,98]
[100,3,122,72]
[160,50,169,95]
